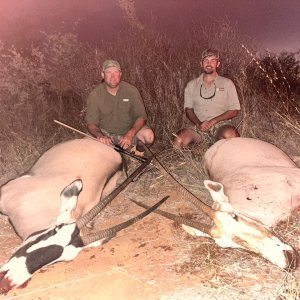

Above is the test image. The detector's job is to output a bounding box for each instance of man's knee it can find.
[136,127,155,145]
[215,125,239,141]
[174,128,200,148]
[143,128,155,144]
[173,131,184,148]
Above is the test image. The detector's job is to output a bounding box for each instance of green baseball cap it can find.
[102,59,121,71]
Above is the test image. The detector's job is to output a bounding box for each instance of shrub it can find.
[0,21,299,184]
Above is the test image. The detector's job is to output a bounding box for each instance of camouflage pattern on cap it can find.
[102,59,121,71]
[201,49,220,61]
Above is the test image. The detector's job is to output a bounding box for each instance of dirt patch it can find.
[0,154,300,299]
[1,190,300,299]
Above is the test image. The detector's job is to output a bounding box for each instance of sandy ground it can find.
[0,168,299,300]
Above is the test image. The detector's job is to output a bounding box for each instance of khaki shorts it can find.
[101,126,151,146]
[191,121,234,145]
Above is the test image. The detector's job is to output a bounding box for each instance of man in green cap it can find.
[174,49,240,148]
[85,59,154,152]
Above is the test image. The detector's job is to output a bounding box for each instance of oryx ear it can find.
[204,180,233,212]
[56,179,83,224]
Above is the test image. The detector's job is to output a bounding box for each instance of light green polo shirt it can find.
[184,74,240,122]
[85,81,147,135]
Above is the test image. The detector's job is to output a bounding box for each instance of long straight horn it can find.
[131,198,212,235]
[76,155,153,229]
[142,144,215,219]
[81,196,169,245]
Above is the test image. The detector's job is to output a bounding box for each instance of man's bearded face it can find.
[202,56,220,74]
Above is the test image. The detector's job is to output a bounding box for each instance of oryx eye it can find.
[232,213,238,221]
[55,224,64,232]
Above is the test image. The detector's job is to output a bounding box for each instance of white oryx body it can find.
[203,137,300,227]
[0,138,122,240]
[0,137,166,294]
[0,138,125,293]
[140,137,299,270]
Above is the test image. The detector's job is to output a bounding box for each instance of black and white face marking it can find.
[0,222,84,294]
[0,179,168,294]
[0,179,84,294]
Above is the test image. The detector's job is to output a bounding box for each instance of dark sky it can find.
[135,0,300,51]
[0,0,299,52]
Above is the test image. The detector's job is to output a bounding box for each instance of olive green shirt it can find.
[85,81,147,135]
[184,74,240,122]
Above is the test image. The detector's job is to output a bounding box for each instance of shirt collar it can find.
[199,73,219,85]
[101,81,123,95]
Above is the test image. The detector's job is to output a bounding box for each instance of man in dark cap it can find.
[86,59,154,152]
[174,49,240,148]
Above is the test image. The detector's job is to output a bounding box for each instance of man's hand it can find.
[199,110,239,132]
[200,120,216,132]
[96,134,113,145]
[120,131,135,149]
[87,124,113,145]
[120,118,146,149]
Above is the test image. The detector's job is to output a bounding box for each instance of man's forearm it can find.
[87,123,104,138]
[210,110,239,125]
[185,108,202,126]
[127,117,146,137]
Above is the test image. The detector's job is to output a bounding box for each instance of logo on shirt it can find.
[123,98,129,102]
[216,88,225,92]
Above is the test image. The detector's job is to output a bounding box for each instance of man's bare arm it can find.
[87,123,112,145]
[201,110,239,131]
[87,123,105,138]
[210,109,239,124]
[120,117,146,149]
[127,117,146,137]
[185,108,202,127]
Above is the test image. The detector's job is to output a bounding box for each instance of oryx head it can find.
[134,145,299,271]
[132,179,299,270]
[185,180,299,270]
[0,180,84,293]
[0,178,168,294]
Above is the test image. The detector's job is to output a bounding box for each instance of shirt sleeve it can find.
[131,88,147,120]
[85,89,100,125]
[184,81,194,109]
[226,80,241,110]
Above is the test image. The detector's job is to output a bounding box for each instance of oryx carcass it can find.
[0,138,164,294]
[1,138,123,240]
[203,137,300,227]
[138,138,299,269]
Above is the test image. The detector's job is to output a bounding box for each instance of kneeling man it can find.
[86,59,154,152]
[174,49,240,148]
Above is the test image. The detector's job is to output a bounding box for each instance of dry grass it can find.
[0,18,299,299]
